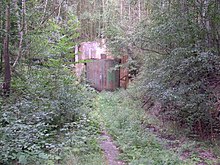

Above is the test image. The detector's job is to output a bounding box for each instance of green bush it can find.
[137,50,220,134]
[0,65,100,164]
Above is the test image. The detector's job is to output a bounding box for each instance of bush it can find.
[0,65,99,164]
[137,50,220,135]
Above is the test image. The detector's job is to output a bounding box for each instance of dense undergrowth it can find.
[136,51,220,137]
[105,0,220,137]
[0,64,104,165]
[0,7,107,164]
[95,90,220,165]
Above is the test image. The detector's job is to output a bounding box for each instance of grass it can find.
[65,153,106,165]
[62,107,107,165]
[94,90,220,165]
[94,90,182,165]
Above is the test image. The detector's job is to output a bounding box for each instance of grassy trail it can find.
[94,90,219,165]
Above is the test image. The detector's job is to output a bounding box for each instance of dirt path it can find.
[100,131,126,165]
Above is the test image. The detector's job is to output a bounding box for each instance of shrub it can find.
[137,50,220,135]
[0,65,99,164]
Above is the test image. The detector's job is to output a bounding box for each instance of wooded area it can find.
[0,0,220,164]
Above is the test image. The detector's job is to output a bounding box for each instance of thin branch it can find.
[40,0,48,25]
[133,41,168,55]
[39,0,65,26]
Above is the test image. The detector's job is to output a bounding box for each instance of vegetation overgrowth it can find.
[0,64,105,164]
[1,0,220,164]
[0,1,105,164]
[95,90,220,164]
[105,0,220,137]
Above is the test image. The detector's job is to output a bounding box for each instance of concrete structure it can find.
[74,39,128,91]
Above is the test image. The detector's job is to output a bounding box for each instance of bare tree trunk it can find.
[3,1,11,95]
[13,0,24,68]
[120,0,123,21]
[99,5,101,38]
[0,1,3,72]
[93,0,96,39]
[216,30,220,55]
[128,1,131,21]
[210,0,220,55]
[40,0,48,24]
[138,0,141,20]
[203,0,212,48]
[22,0,27,34]
[22,0,30,60]
[102,0,105,31]
[58,0,62,18]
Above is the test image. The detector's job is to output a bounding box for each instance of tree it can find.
[0,0,4,73]
[12,0,26,68]
[97,0,220,136]
[2,0,11,95]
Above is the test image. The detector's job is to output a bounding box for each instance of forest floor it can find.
[94,90,220,165]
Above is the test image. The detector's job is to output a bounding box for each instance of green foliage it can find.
[0,9,100,163]
[47,14,80,58]
[27,12,80,65]
[95,91,220,164]
[104,0,220,136]
[0,64,102,164]
[0,2,105,164]
[95,91,184,165]
[135,44,220,134]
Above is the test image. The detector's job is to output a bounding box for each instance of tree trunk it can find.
[0,1,3,72]
[138,0,141,20]
[2,1,11,95]
[13,0,24,68]
[128,1,131,21]
[120,0,123,21]
[40,0,48,25]
[22,0,27,34]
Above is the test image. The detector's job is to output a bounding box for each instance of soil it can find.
[100,130,126,165]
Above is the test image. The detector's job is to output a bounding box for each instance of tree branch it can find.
[39,0,65,26]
